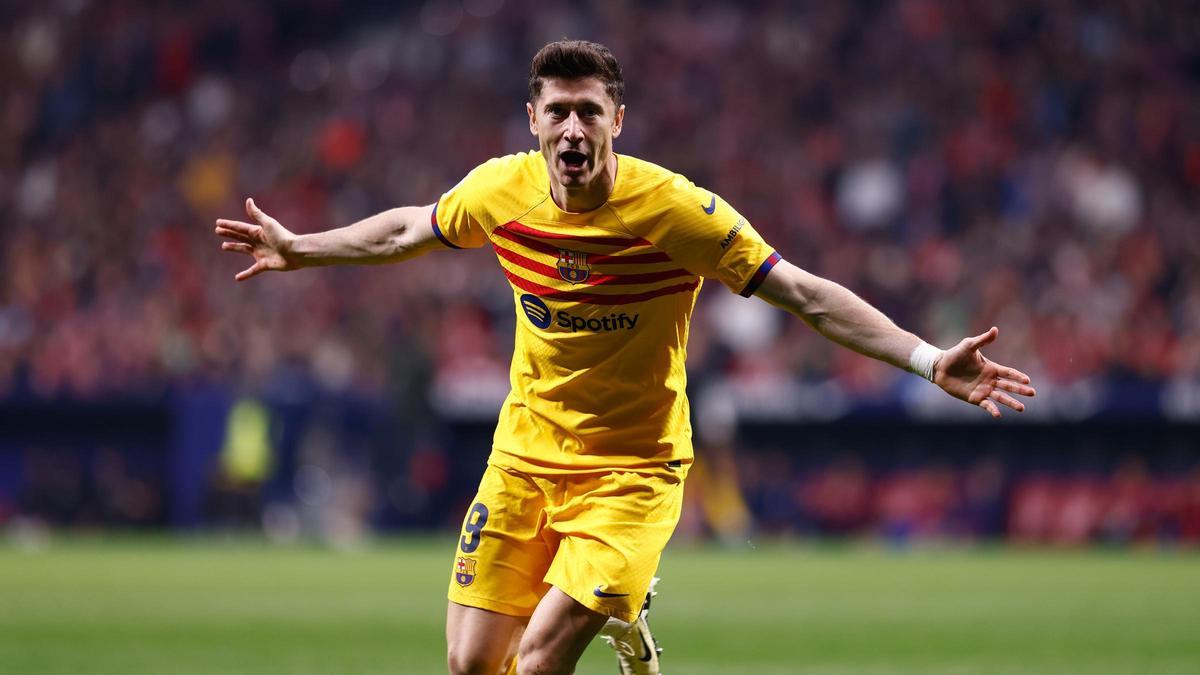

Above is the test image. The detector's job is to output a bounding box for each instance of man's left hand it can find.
[933,327,1036,418]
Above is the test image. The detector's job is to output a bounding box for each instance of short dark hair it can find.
[528,40,624,107]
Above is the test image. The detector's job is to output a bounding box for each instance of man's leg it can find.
[446,465,556,673]
[446,601,528,675]
[514,587,609,675]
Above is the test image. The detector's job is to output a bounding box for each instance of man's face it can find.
[527,76,624,191]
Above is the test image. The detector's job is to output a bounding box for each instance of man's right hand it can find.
[215,198,300,281]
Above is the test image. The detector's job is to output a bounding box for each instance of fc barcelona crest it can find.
[454,557,477,587]
[557,249,591,284]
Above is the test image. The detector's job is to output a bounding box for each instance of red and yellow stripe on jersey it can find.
[433,151,779,474]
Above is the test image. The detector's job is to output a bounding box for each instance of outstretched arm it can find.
[754,260,1035,418]
[215,198,442,281]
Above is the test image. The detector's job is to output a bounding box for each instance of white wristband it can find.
[908,341,943,382]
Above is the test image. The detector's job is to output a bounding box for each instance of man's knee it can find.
[446,601,525,675]
[447,645,507,675]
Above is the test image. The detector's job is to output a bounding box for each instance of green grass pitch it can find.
[2,537,1198,674]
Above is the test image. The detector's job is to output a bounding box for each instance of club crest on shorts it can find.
[454,557,477,587]
[557,249,590,284]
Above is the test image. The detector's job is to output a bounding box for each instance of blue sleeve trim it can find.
[431,202,461,250]
[739,251,782,297]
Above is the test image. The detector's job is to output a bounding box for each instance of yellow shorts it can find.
[447,462,685,624]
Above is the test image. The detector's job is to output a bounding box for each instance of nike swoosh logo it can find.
[702,195,716,215]
[638,630,654,662]
[593,586,630,598]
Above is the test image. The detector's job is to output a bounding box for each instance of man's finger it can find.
[215,225,256,243]
[235,261,264,282]
[998,365,1032,385]
[221,242,254,256]
[966,326,999,351]
[980,399,1001,418]
[989,389,1025,412]
[215,218,259,234]
[994,379,1036,397]
[246,197,273,226]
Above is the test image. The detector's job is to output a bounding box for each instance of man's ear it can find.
[611,104,625,138]
[527,101,537,136]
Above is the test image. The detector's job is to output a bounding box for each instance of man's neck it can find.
[550,153,618,213]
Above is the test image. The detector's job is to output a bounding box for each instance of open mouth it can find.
[559,150,588,170]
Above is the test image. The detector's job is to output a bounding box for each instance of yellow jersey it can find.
[433,151,779,474]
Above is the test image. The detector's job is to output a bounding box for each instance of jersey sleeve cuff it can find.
[431,201,462,249]
[739,251,781,297]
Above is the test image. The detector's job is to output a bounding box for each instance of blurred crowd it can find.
[3,0,1200,412]
[2,1,1200,539]
[682,450,1200,547]
[12,433,1200,548]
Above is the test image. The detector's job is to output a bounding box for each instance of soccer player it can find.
[215,40,1035,675]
